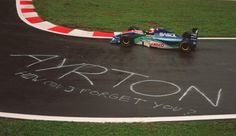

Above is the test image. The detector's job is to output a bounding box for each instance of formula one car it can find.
[111,26,199,53]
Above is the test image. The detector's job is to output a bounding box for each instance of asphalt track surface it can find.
[1,0,236,121]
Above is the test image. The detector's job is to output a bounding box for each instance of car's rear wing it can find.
[191,28,199,41]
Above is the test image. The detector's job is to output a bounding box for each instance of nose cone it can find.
[110,36,121,44]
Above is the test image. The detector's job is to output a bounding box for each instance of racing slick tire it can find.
[180,42,192,53]
[120,35,134,47]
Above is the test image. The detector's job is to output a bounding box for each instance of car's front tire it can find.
[120,35,133,47]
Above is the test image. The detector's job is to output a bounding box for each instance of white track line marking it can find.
[199,37,236,40]
[1,112,236,123]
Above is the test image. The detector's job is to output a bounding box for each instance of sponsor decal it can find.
[151,42,165,47]
[159,32,176,38]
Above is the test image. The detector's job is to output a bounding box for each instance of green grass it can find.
[1,118,236,136]
[33,0,236,36]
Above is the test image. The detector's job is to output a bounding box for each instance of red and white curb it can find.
[16,0,236,40]
[16,0,120,39]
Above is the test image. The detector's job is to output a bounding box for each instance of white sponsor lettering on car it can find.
[159,32,176,38]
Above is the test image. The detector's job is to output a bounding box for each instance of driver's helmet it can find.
[148,28,155,34]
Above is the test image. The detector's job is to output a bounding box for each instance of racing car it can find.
[110,26,199,53]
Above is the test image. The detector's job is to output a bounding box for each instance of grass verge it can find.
[1,118,236,136]
[33,0,236,36]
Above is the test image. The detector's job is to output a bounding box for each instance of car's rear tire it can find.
[120,35,133,47]
[180,42,191,53]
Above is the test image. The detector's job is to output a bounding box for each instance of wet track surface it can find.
[0,0,236,118]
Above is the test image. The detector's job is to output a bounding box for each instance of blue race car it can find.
[111,26,199,53]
